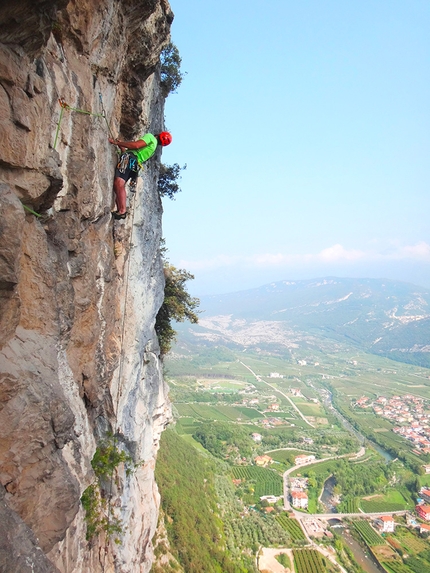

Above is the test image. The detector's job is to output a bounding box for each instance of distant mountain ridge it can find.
[179,277,430,367]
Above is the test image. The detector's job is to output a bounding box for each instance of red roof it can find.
[292,491,308,499]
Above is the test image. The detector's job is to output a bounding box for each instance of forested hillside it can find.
[153,429,253,573]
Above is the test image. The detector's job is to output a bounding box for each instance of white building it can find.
[375,516,395,533]
[291,491,308,509]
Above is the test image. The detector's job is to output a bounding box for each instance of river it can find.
[321,390,394,462]
[328,522,384,573]
[320,475,338,513]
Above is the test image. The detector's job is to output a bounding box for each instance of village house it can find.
[375,516,395,533]
[269,372,284,378]
[420,524,430,535]
[268,403,280,411]
[260,495,278,504]
[295,454,316,465]
[291,491,308,509]
[255,455,273,467]
[416,504,430,521]
[423,465,430,474]
[251,433,262,442]
[419,488,430,504]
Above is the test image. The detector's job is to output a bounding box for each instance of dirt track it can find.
[258,547,294,573]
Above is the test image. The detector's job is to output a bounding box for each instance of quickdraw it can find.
[53,93,115,149]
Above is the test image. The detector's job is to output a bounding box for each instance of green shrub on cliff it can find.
[160,43,185,96]
[155,264,199,355]
[81,435,138,542]
[158,163,186,199]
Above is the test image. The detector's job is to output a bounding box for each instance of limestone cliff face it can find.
[0,1,173,571]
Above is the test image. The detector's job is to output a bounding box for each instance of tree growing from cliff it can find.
[155,264,199,355]
[160,42,185,96]
[158,163,186,199]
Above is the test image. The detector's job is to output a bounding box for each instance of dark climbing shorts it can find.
[115,152,139,182]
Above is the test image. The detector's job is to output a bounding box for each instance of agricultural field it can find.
[381,563,411,573]
[175,403,262,422]
[340,497,359,513]
[196,378,247,391]
[392,529,429,554]
[359,489,411,513]
[290,458,338,478]
[231,466,283,497]
[290,398,326,417]
[175,417,199,434]
[275,514,306,542]
[353,520,384,546]
[269,449,315,466]
[292,548,329,573]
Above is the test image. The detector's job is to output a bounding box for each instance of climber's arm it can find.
[108,137,147,151]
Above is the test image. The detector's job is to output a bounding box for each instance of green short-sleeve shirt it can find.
[133,133,158,165]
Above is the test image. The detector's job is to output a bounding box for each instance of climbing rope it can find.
[98,92,116,140]
[102,183,139,569]
[53,94,116,149]
[21,204,42,217]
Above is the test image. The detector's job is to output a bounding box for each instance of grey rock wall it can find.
[0,1,173,571]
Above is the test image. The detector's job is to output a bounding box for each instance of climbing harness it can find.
[53,93,115,149]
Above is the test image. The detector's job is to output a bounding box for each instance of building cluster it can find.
[290,477,309,509]
[355,394,430,454]
[416,488,430,522]
[260,417,287,428]
[294,454,316,465]
[291,388,303,397]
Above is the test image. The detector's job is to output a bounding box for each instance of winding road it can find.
[240,361,314,427]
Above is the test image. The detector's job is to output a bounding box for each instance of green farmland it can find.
[231,466,283,497]
[175,403,262,421]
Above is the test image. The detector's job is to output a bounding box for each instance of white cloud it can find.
[179,242,430,271]
[393,242,430,260]
[318,244,366,262]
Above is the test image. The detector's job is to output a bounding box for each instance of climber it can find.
[109,131,172,219]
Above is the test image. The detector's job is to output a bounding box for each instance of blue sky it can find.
[161,0,430,296]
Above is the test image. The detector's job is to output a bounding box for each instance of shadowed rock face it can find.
[0,1,173,571]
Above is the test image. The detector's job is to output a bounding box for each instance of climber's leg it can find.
[113,176,127,215]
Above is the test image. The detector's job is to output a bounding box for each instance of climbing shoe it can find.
[112,211,127,220]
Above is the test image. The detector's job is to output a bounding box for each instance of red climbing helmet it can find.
[159,131,172,146]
